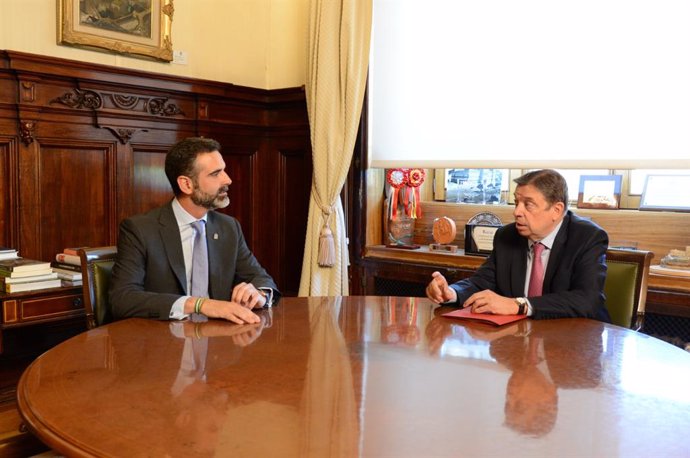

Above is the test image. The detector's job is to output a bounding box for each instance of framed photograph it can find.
[640,175,690,212]
[577,175,622,209]
[57,0,174,62]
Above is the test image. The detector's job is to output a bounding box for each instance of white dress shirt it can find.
[169,198,207,319]
[523,219,563,316]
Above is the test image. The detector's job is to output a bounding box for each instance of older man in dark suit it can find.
[110,137,279,324]
[426,169,610,322]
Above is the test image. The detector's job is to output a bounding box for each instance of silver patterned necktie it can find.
[190,220,208,297]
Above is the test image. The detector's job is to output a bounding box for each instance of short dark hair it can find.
[165,137,221,195]
[514,169,568,210]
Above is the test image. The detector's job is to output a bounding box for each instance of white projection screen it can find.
[369,0,690,168]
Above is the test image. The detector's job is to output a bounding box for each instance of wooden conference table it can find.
[17,296,690,457]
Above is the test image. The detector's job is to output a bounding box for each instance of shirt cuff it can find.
[259,287,274,307]
[441,285,460,305]
[525,298,534,317]
[170,296,190,320]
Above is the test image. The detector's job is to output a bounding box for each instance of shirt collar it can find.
[171,197,207,227]
[529,218,563,251]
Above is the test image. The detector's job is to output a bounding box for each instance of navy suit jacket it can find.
[110,201,279,320]
[450,211,611,322]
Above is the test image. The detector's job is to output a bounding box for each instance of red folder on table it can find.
[442,307,528,326]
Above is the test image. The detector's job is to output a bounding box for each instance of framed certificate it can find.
[465,224,499,256]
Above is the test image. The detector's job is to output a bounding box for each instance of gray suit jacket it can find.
[110,201,279,320]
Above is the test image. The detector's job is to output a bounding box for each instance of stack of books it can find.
[0,247,19,261]
[0,258,60,293]
[51,247,85,287]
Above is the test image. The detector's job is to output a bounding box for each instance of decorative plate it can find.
[467,212,503,226]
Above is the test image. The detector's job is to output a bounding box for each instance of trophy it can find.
[385,168,425,249]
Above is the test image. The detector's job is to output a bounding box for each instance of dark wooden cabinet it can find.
[353,246,485,296]
[0,286,85,456]
[0,286,84,354]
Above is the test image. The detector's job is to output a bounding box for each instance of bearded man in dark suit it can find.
[426,169,610,322]
[110,137,279,324]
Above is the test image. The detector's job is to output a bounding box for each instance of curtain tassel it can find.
[318,223,336,267]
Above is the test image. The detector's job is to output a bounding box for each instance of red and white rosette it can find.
[406,168,426,218]
[386,168,408,220]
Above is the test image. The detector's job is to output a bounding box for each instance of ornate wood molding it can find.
[20,81,35,102]
[111,94,139,110]
[50,89,183,117]
[101,127,137,145]
[19,120,35,146]
[198,101,209,119]
[50,88,102,110]
[144,97,184,117]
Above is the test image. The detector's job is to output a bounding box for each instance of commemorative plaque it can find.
[429,216,458,253]
[464,212,502,256]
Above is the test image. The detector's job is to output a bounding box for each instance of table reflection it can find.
[17,297,690,458]
[425,312,604,437]
[380,297,421,346]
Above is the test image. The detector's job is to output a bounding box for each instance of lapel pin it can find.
[213,233,219,240]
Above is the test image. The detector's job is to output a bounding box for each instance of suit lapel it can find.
[159,202,188,293]
[511,234,528,295]
[206,212,223,299]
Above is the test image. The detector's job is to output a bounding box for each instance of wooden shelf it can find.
[365,245,485,269]
[365,244,690,295]
[649,272,690,293]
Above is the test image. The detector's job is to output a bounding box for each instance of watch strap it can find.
[515,298,527,315]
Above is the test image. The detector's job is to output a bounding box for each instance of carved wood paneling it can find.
[277,148,313,296]
[218,150,256,248]
[34,142,115,261]
[18,120,35,146]
[0,138,16,248]
[1,50,311,297]
[131,147,173,216]
[50,88,186,118]
[20,81,35,102]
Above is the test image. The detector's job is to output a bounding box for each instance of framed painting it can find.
[576,175,622,209]
[57,0,174,62]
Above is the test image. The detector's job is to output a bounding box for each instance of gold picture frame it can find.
[57,0,174,62]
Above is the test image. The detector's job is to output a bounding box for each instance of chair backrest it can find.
[78,246,118,329]
[604,248,654,330]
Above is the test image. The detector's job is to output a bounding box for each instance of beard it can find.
[191,185,230,210]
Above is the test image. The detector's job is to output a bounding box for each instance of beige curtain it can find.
[298,0,372,296]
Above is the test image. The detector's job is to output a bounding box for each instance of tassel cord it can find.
[313,190,337,268]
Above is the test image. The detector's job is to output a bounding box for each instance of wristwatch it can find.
[515,297,528,315]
